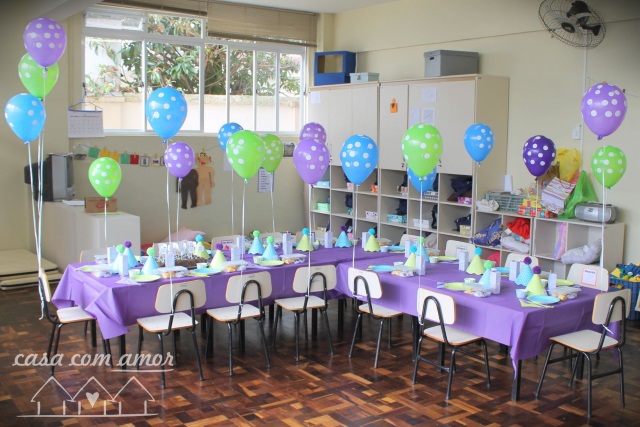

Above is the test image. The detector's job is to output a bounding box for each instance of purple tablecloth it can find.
[53,246,384,340]
[335,255,601,370]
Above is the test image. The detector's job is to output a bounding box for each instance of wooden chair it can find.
[272,265,336,361]
[135,280,206,389]
[412,288,491,399]
[444,240,476,258]
[347,268,403,368]
[205,271,272,376]
[38,269,111,376]
[504,253,539,268]
[535,289,631,418]
[567,263,610,291]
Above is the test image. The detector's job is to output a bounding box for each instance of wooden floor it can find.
[1,286,639,427]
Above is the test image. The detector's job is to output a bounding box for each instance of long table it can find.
[334,254,602,400]
[52,246,382,340]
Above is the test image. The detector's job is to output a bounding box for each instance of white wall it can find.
[328,0,640,263]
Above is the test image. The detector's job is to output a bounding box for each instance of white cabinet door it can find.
[379,83,409,170]
[408,80,476,175]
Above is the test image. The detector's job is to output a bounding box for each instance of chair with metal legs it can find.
[135,280,206,389]
[205,271,272,375]
[347,268,403,368]
[535,288,630,418]
[412,287,491,399]
[272,265,336,361]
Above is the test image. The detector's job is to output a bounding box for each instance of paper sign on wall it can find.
[68,110,104,138]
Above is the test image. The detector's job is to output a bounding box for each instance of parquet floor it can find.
[1,286,639,426]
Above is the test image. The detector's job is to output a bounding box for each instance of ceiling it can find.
[217,0,398,14]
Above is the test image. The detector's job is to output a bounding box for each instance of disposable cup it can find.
[515,289,528,299]
[197,262,208,269]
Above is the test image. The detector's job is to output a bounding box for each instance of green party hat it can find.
[210,245,227,269]
[364,228,380,252]
[526,266,546,297]
[405,245,417,268]
[466,248,486,275]
[296,228,313,252]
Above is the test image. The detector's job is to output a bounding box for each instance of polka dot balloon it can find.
[300,122,327,144]
[145,87,187,141]
[591,145,626,189]
[401,123,443,177]
[88,157,122,198]
[261,133,284,173]
[581,82,627,140]
[4,93,46,143]
[218,122,243,151]
[522,135,556,177]
[23,18,66,68]
[340,134,379,185]
[293,138,329,184]
[164,141,195,179]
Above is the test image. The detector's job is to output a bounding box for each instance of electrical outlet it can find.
[572,125,581,140]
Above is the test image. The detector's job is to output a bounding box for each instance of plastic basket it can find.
[609,273,640,320]
[486,192,527,212]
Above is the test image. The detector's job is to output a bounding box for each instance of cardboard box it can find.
[424,50,479,77]
[85,197,117,213]
[350,72,380,83]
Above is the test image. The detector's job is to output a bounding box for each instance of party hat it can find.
[466,247,486,275]
[262,236,279,261]
[296,228,314,252]
[142,247,159,275]
[335,226,351,248]
[515,257,534,286]
[416,237,429,259]
[210,243,227,269]
[526,266,546,296]
[364,228,380,252]
[478,261,494,288]
[124,240,138,268]
[113,244,127,275]
[248,230,265,255]
[194,235,209,259]
[405,245,417,268]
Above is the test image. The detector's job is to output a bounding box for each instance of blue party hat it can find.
[262,236,279,260]
[335,226,351,248]
[515,257,534,286]
[248,230,264,255]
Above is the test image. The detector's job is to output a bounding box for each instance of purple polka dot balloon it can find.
[164,141,195,179]
[581,82,627,140]
[300,122,327,144]
[522,135,556,177]
[293,138,329,184]
[23,18,67,68]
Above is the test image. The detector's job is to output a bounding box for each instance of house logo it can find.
[20,376,156,418]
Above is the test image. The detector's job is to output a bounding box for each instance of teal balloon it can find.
[401,124,443,177]
[408,167,437,193]
[4,93,46,143]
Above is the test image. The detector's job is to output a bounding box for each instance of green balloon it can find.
[88,157,122,198]
[401,124,443,177]
[261,133,284,173]
[225,130,265,179]
[591,145,626,189]
[18,53,59,99]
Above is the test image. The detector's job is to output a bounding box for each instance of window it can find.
[83,6,306,135]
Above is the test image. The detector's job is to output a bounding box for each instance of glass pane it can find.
[256,52,276,132]
[279,53,302,132]
[84,38,144,131]
[203,44,227,133]
[147,14,203,37]
[85,10,144,31]
[229,49,254,130]
[147,42,200,131]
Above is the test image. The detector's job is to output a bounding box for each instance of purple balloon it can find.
[522,135,556,177]
[23,18,67,68]
[581,82,627,140]
[293,138,330,184]
[164,142,195,179]
[300,122,327,144]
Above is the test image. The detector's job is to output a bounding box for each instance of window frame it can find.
[82,6,306,137]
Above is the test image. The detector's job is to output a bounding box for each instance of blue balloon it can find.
[145,87,187,141]
[4,93,46,143]
[408,167,437,193]
[340,134,379,185]
[464,123,494,163]
[218,122,243,151]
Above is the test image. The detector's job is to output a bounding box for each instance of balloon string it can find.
[600,143,606,290]
[36,134,44,273]
[166,169,172,258]
[231,170,235,235]
[352,185,358,268]
[104,198,107,242]
[419,190,423,288]
[241,181,246,282]
[308,184,312,273]
[271,174,276,233]
[177,178,181,245]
